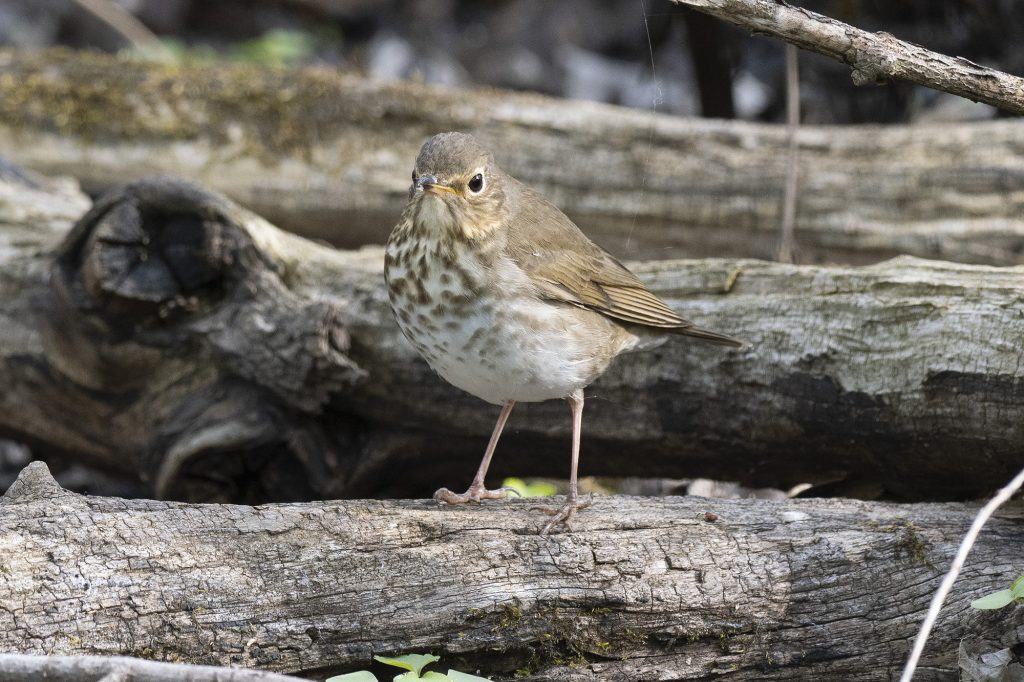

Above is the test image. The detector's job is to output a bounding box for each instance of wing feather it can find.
[504,178,747,347]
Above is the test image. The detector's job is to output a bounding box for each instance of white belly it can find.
[385,237,631,404]
[415,295,610,404]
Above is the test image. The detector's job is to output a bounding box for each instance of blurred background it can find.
[1,0,1018,125]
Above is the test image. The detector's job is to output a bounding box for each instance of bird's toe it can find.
[433,484,518,505]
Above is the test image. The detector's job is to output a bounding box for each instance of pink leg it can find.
[540,388,591,535]
[434,401,520,504]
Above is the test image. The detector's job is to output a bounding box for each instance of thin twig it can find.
[776,43,799,263]
[69,0,169,56]
[899,465,1024,681]
[670,0,1024,115]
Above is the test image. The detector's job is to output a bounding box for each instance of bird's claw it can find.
[433,484,521,505]
[534,494,592,535]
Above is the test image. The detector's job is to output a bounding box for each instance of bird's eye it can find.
[468,173,484,193]
[411,170,418,183]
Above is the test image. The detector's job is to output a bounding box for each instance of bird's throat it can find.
[415,195,500,242]
[416,195,457,236]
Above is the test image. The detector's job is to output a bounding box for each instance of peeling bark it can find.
[0,462,1020,681]
[2,171,1024,501]
[3,49,1024,266]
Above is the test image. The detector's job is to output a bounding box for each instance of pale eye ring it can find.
[468,173,484,193]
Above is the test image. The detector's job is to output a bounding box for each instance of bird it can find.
[384,132,747,534]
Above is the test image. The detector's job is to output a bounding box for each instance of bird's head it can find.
[407,132,506,241]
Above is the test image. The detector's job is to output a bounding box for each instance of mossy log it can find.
[3,49,1024,265]
[2,169,1024,502]
[1,462,1021,681]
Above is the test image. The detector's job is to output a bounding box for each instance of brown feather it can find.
[503,177,748,348]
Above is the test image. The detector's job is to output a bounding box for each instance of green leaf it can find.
[446,670,494,681]
[1010,576,1024,600]
[325,672,379,682]
[501,477,558,498]
[375,654,441,676]
[233,29,315,66]
[971,589,1014,610]
[420,674,452,680]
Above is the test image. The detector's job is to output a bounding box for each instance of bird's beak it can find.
[416,174,458,195]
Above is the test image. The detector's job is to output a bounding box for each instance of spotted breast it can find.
[384,215,635,406]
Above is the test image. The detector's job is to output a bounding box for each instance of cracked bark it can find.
[3,169,1024,502]
[0,654,305,682]
[3,49,1024,267]
[0,462,1020,681]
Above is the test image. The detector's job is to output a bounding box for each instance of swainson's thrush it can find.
[385,132,747,534]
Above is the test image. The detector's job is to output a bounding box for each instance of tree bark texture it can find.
[0,462,1021,681]
[0,654,305,682]
[670,0,1024,115]
[3,49,1024,267]
[2,171,1024,502]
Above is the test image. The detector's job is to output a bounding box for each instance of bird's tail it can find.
[672,324,751,348]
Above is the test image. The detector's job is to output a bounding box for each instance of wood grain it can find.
[1,461,1020,680]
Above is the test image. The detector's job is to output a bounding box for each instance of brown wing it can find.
[504,179,747,347]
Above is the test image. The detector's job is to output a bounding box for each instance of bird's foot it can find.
[535,494,592,535]
[433,482,521,505]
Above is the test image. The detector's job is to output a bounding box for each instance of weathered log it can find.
[0,462,1020,681]
[0,654,305,682]
[1,170,1024,501]
[3,49,1024,266]
[0,156,91,251]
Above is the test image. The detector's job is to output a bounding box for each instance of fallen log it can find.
[3,49,1024,265]
[0,462,1020,681]
[1,170,1023,501]
[0,654,304,682]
